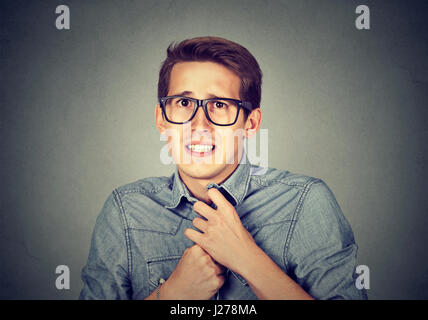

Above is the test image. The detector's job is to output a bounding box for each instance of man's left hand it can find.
[184,188,260,273]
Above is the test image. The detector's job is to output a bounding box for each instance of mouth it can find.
[185,143,215,157]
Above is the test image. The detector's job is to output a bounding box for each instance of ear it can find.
[244,108,262,139]
[155,104,166,134]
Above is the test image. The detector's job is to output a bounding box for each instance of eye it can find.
[178,99,191,107]
[214,101,225,108]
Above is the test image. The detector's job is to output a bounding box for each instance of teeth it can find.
[188,144,214,152]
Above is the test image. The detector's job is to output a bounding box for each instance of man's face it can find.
[156,61,260,181]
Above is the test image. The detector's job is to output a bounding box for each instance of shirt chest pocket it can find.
[147,255,181,291]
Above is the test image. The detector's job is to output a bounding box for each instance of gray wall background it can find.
[1,0,427,299]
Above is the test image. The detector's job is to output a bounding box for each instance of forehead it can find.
[168,61,241,98]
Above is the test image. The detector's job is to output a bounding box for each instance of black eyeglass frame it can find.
[159,95,253,126]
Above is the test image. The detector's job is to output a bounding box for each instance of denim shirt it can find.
[79,158,367,300]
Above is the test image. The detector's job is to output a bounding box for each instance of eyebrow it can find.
[171,91,227,99]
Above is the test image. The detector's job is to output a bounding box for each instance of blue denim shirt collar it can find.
[165,155,252,212]
[164,168,195,209]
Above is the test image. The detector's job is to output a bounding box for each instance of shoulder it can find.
[114,175,173,197]
[98,175,174,222]
[245,165,336,224]
[96,175,173,221]
[249,164,323,192]
[248,165,344,221]
[254,166,356,244]
[106,175,179,233]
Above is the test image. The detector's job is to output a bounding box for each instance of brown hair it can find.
[157,36,262,111]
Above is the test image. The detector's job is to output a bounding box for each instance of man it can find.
[79,36,367,300]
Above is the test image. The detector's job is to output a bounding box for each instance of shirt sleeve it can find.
[285,180,368,300]
[79,192,132,299]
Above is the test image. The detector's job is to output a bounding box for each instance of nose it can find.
[191,104,212,130]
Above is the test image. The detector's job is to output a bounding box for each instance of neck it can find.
[178,163,239,203]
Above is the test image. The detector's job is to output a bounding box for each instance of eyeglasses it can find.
[159,95,253,126]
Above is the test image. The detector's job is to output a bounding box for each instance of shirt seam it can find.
[283,178,323,271]
[116,182,171,196]
[250,175,312,189]
[117,185,173,209]
[113,189,133,279]
[238,164,252,204]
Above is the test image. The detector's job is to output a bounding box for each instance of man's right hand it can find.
[160,244,226,300]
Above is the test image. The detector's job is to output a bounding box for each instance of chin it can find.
[178,163,227,180]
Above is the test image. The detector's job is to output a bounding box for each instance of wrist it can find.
[235,243,268,281]
[231,242,261,275]
[159,278,188,300]
[158,278,171,300]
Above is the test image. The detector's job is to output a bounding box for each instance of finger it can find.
[214,262,226,275]
[207,188,233,211]
[216,274,226,288]
[193,201,216,220]
[192,244,211,258]
[217,262,226,272]
[189,244,204,255]
[192,217,208,233]
[184,228,204,245]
